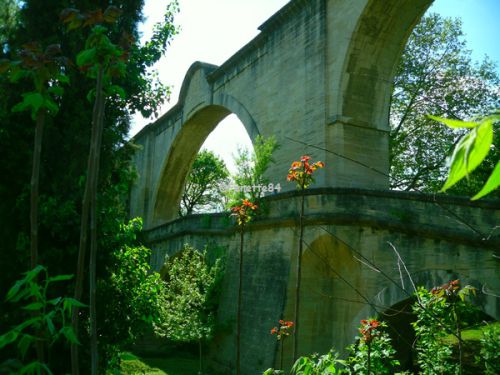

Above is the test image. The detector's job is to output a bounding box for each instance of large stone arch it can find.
[325,0,433,188]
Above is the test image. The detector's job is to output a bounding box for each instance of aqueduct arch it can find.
[130,0,434,228]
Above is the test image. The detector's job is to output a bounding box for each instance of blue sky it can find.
[430,0,500,66]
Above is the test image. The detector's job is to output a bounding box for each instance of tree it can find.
[228,135,279,206]
[0,0,178,371]
[155,244,224,375]
[390,13,499,194]
[180,150,229,216]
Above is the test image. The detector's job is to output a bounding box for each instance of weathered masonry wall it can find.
[129,0,433,228]
[143,190,500,374]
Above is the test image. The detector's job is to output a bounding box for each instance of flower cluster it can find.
[431,279,460,297]
[287,155,324,189]
[429,279,476,303]
[230,199,258,226]
[359,319,381,344]
[270,320,294,341]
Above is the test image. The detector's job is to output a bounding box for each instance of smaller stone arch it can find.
[349,268,498,370]
[152,99,259,225]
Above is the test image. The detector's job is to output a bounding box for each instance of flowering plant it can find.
[359,318,381,344]
[347,319,398,374]
[271,319,294,341]
[287,155,324,189]
[231,199,258,226]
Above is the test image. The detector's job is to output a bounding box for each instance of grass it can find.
[117,352,199,375]
[442,321,500,345]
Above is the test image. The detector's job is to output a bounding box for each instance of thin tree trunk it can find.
[31,109,46,364]
[30,110,45,269]
[454,305,463,375]
[236,226,244,375]
[280,339,284,371]
[89,66,105,375]
[70,65,104,375]
[292,186,305,362]
[198,339,202,375]
[367,342,371,375]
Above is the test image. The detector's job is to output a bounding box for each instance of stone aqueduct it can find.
[129,0,499,373]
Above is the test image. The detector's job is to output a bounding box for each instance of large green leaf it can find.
[76,48,97,66]
[472,162,500,200]
[441,119,493,192]
[22,302,43,311]
[428,115,479,129]
[48,274,73,283]
[17,334,34,359]
[60,326,80,344]
[0,330,19,349]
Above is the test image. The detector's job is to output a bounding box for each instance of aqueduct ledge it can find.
[143,189,499,374]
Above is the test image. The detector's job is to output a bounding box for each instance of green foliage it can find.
[155,244,224,344]
[5,42,68,119]
[180,150,229,216]
[478,323,500,374]
[228,135,279,205]
[412,281,477,374]
[0,266,83,373]
[97,218,164,367]
[0,0,20,48]
[290,350,346,375]
[429,114,499,199]
[346,320,399,375]
[390,14,499,194]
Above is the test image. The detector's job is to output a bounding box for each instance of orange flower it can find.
[287,156,325,189]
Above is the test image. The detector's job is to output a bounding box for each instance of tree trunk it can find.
[89,66,105,375]
[236,226,244,375]
[198,339,203,375]
[31,109,46,364]
[71,65,104,375]
[292,186,305,362]
[30,110,45,269]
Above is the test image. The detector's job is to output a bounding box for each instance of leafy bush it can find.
[479,323,500,375]
[0,266,83,373]
[97,218,164,368]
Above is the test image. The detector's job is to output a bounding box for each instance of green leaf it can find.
[20,361,48,375]
[22,302,43,311]
[15,317,41,332]
[56,73,70,84]
[47,297,62,305]
[9,68,29,83]
[47,86,64,97]
[76,48,97,67]
[60,326,80,344]
[63,297,87,309]
[43,97,59,115]
[48,274,73,283]
[472,162,500,200]
[86,88,96,102]
[6,278,26,301]
[12,92,44,117]
[428,115,479,129]
[45,315,56,335]
[17,334,34,359]
[0,330,19,349]
[107,84,126,99]
[441,119,493,192]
